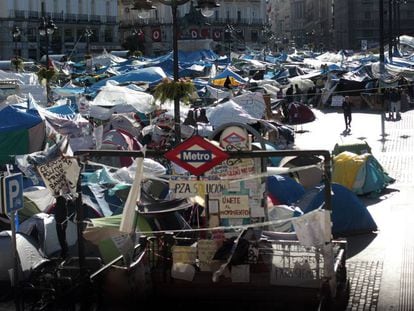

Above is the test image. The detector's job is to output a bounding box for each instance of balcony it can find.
[106,16,117,24]
[52,12,64,21]
[28,11,39,20]
[90,15,101,23]
[65,13,77,22]
[77,14,89,22]
[14,10,26,19]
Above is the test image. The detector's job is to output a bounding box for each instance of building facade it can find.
[333,0,414,51]
[0,0,120,61]
[119,0,269,56]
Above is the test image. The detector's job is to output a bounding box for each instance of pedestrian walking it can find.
[342,96,352,132]
[286,85,294,103]
[389,88,401,120]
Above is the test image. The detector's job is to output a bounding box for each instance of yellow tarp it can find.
[332,151,368,190]
[210,76,243,87]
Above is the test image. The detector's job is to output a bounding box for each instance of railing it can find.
[28,11,39,19]
[66,13,77,22]
[90,15,101,23]
[106,16,117,24]
[77,14,89,22]
[14,10,26,19]
[52,12,64,21]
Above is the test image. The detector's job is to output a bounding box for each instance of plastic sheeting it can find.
[90,84,154,114]
[206,100,258,128]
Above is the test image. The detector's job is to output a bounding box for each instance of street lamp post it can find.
[39,16,57,104]
[224,25,233,61]
[379,0,386,140]
[85,28,93,55]
[388,0,393,61]
[132,0,219,145]
[12,26,21,72]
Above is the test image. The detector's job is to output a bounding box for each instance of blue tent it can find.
[0,106,42,132]
[267,175,305,206]
[297,183,377,236]
[0,106,44,165]
[89,66,167,92]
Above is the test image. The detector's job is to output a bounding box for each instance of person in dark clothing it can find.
[196,108,209,124]
[342,96,352,131]
[55,196,69,258]
[294,84,302,102]
[286,85,294,103]
[389,88,401,120]
[183,110,197,126]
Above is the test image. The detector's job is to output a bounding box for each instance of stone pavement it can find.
[294,107,414,311]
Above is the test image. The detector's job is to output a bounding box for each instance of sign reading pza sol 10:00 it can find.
[165,135,229,176]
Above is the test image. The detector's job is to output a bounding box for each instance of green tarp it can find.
[0,129,29,165]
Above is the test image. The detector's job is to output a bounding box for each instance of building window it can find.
[106,1,111,16]
[105,29,113,42]
[54,0,58,13]
[78,0,82,14]
[91,0,96,15]
[364,11,371,19]
[251,30,258,42]
[77,29,86,42]
[237,11,241,22]
[64,29,74,42]
[66,0,71,14]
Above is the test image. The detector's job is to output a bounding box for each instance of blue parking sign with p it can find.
[1,173,24,214]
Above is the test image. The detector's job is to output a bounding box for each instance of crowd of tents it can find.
[0,34,412,291]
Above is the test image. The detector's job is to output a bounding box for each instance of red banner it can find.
[201,28,210,39]
[152,28,161,42]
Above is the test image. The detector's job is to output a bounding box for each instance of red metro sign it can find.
[165,135,229,176]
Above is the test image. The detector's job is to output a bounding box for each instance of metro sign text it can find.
[181,150,212,162]
[165,135,229,176]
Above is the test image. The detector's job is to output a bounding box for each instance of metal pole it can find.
[397,1,401,47]
[388,0,393,61]
[11,211,21,311]
[393,0,397,54]
[172,3,181,146]
[380,0,386,140]
[380,0,385,66]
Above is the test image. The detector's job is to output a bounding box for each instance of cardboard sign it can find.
[37,156,80,196]
[219,195,250,219]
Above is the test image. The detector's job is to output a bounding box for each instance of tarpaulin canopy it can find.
[210,68,247,87]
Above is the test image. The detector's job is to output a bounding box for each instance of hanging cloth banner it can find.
[152,28,161,42]
[201,28,210,39]
[213,29,221,41]
[190,29,199,39]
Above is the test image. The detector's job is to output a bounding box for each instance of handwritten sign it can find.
[37,156,80,196]
[206,158,255,179]
[219,195,249,219]
[170,180,229,198]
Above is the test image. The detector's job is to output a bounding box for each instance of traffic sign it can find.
[165,135,229,176]
[1,173,24,214]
